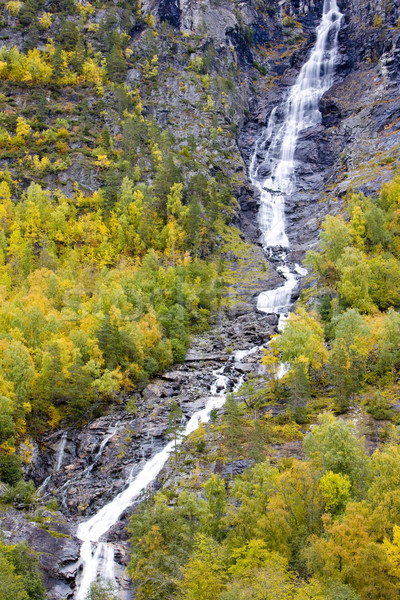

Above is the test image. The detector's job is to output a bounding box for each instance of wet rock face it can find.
[34,305,276,520]
[226,27,254,65]
[238,0,400,263]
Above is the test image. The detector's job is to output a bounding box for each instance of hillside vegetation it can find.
[0,0,400,596]
[127,172,400,600]
[0,0,257,483]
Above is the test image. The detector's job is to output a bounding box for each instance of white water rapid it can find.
[251,0,342,323]
[75,368,231,599]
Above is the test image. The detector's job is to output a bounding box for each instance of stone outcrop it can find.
[0,508,80,600]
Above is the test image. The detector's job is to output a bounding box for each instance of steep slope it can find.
[1,0,400,597]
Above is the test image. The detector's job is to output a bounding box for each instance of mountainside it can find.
[1,0,400,598]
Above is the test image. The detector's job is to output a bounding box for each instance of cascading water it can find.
[38,432,69,494]
[250,0,343,322]
[71,4,343,597]
[75,368,232,599]
[82,422,119,477]
[55,431,68,471]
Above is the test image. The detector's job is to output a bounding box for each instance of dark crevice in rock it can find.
[158,0,181,28]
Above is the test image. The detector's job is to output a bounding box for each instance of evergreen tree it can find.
[223,393,243,479]
[51,47,64,82]
[248,420,265,463]
[167,401,184,474]
[106,45,127,84]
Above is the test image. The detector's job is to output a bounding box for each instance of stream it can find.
[69,0,343,595]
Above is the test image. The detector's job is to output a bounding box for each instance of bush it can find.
[253,61,267,76]
[0,540,46,599]
[282,15,295,27]
[0,453,22,485]
[3,480,36,508]
[367,391,393,421]
[85,581,117,600]
[171,338,187,362]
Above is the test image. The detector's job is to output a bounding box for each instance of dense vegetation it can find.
[128,172,400,600]
[0,0,259,589]
[128,413,400,600]
[0,540,46,600]
[0,165,228,482]
[262,172,400,421]
[0,0,398,594]
[0,0,254,488]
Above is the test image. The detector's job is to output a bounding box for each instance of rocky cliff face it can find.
[236,0,400,256]
[4,0,400,597]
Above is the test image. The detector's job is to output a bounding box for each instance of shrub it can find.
[0,452,22,485]
[6,0,21,15]
[3,480,36,508]
[85,581,117,600]
[367,391,393,420]
[282,15,295,27]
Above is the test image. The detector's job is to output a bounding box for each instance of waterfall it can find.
[75,368,230,599]
[251,0,343,321]
[82,422,119,477]
[55,431,68,471]
[72,3,343,597]
[38,431,68,498]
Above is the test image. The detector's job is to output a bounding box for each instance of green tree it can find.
[0,540,46,600]
[367,444,400,538]
[369,253,400,310]
[3,480,36,508]
[328,309,371,409]
[222,543,295,600]
[176,534,226,600]
[128,493,195,600]
[85,581,117,600]
[0,396,15,445]
[0,453,23,485]
[364,203,391,249]
[377,308,400,379]
[0,553,28,600]
[337,247,374,313]
[225,461,288,556]
[305,214,351,289]
[248,420,265,463]
[223,394,243,479]
[303,413,367,492]
[305,505,397,600]
[166,401,184,473]
[203,475,226,540]
[106,45,127,84]
[277,309,328,371]
[56,20,79,50]
[319,471,351,515]
[277,309,328,416]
